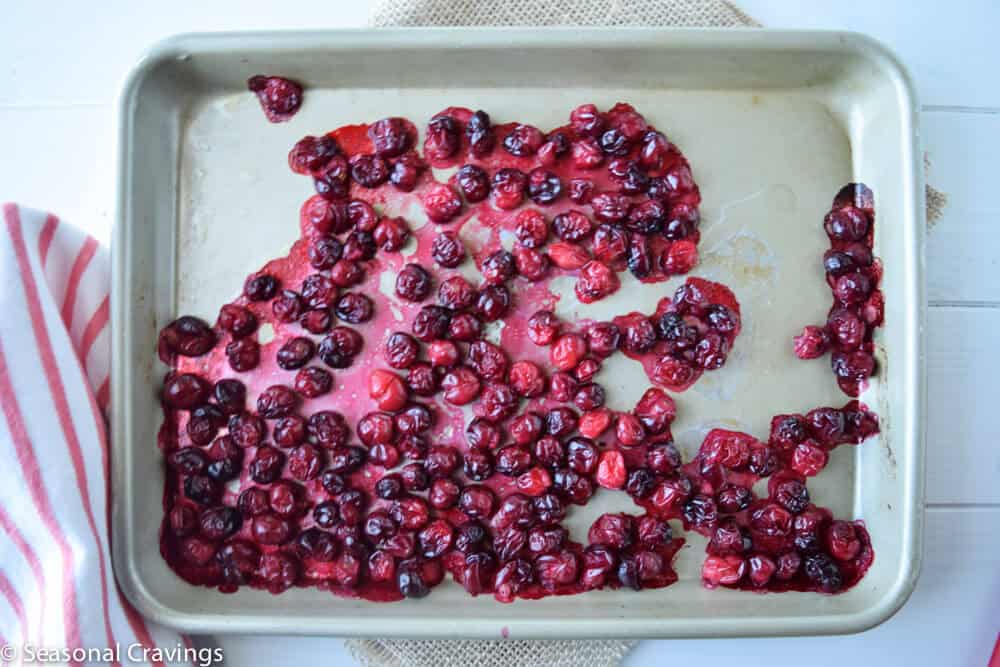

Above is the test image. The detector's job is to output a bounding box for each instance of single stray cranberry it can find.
[247,75,302,122]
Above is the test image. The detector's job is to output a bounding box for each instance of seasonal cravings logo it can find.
[0,642,224,666]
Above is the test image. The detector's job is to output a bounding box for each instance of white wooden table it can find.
[2,1,997,664]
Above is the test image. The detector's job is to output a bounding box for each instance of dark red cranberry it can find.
[199,506,242,541]
[255,385,298,419]
[428,478,460,509]
[389,152,424,192]
[308,237,343,271]
[227,412,264,448]
[288,134,339,175]
[330,260,364,288]
[272,415,306,448]
[532,436,565,469]
[481,250,516,286]
[824,207,869,242]
[478,383,518,422]
[463,450,494,481]
[163,373,210,409]
[619,314,657,354]
[794,325,831,360]
[395,404,433,436]
[831,350,875,383]
[274,337,313,371]
[158,316,216,362]
[625,468,656,499]
[311,500,339,529]
[804,553,843,592]
[773,478,810,514]
[454,164,490,202]
[343,230,377,261]
[293,366,333,398]
[717,484,753,514]
[313,156,350,200]
[445,312,480,342]
[335,293,373,323]
[183,475,219,505]
[368,117,412,157]
[405,362,438,396]
[236,487,270,518]
[302,274,338,310]
[320,470,346,495]
[217,305,256,339]
[806,407,847,446]
[394,263,432,302]
[639,130,672,171]
[357,411,395,447]
[168,447,208,475]
[408,305,448,342]
[503,124,544,156]
[626,234,652,279]
[381,332,416,370]
[288,444,322,481]
[513,244,548,281]
[399,462,430,492]
[536,550,579,590]
[318,326,363,368]
[225,337,259,372]
[396,560,430,599]
[527,310,559,345]
[475,285,511,321]
[435,277,473,312]
[527,168,561,205]
[546,407,579,438]
[337,489,367,526]
[247,446,284,485]
[491,168,527,210]
[466,110,495,157]
[271,291,303,323]
[244,273,279,301]
[612,160,651,198]
[349,153,390,188]
[390,496,430,530]
[247,75,301,122]
[424,114,460,161]
[186,405,225,445]
[495,445,532,477]
[458,485,495,519]
[683,495,719,530]
[307,410,350,448]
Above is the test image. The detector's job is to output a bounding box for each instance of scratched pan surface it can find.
[111,28,924,638]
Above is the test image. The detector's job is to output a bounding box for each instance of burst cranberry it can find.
[367,117,412,157]
[702,554,745,588]
[328,259,363,287]
[317,327,362,369]
[251,512,292,545]
[827,308,865,350]
[428,478,460,509]
[163,373,210,409]
[454,164,490,202]
[327,445,365,473]
[406,362,438,396]
[491,168,528,210]
[546,241,590,270]
[494,445,531,477]
[513,244,548,281]
[826,520,862,561]
[535,550,579,590]
[368,369,408,412]
[475,285,511,321]
[209,378,245,411]
[578,408,611,439]
[396,560,431,599]
[288,134,339,174]
[807,407,848,446]
[831,350,876,386]
[633,388,676,435]
[342,230,376,261]
[611,414,642,447]
[478,383,518,422]
[372,217,409,252]
[493,558,533,603]
[424,114,460,160]
[424,445,461,478]
[389,152,424,191]
[412,305,451,341]
[749,503,793,539]
[381,332,417,370]
[774,551,801,581]
[349,153,390,188]
[355,411,395,447]
[227,412,263,448]
[772,477,810,514]
[794,325,831,359]
[225,337,259,372]
[157,316,216,363]
[247,74,302,122]
[313,156,350,200]
[684,495,719,531]
[804,553,843,592]
[580,544,617,589]
[618,314,657,354]
[437,366,479,405]
[270,415,304,448]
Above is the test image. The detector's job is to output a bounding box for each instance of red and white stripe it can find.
[0,204,191,664]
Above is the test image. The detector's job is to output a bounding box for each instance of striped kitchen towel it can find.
[0,203,194,666]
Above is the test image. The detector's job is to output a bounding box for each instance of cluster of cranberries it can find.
[793,183,882,397]
[679,402,878,592]
[157,96,881,602]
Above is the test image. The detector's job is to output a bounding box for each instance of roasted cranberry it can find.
[535,550,579,590]
[750,503,793,539]
[169,447,208,475]
[455,108,491,152]
[824,206,869,241]
[396,560,430,599]
[598,128,630,156]
[372,217,409,253]
[804,553,843,592]
[501,123,542,157]
[493,558,533,602]
[443,313,479,343]
[288,135,339,174]
[423,183,463,223]
[271,415,305,448]
[774,551,801,581]
[495,445,532,477]
[328,446,366,476]
[425,113,460,160]
[807,407,847,446]
[639,130,672,171]
[770,414,809,450]
[394,404,432,436]
[533,493,566,524]
[683,495,719,531]
[580,544,617,589]
[158,316,216,362]
[223,337,258,372]
[320,470,346,495]
[289,367,329,401]
[453,164,490,202]
[247,74,302,122]
[302,411,347,449]
[490,168,527,210]
[791,441,829,477]
[227,412,264,448]
[389,152,424,191]
[186,405,225,445]
[330,259,364,287]
[794,325,831,359]
[463,450,494,481]
[343,230,377,262]
[333,293,372,324]
[701,554,745,588]
[244,273,279,302]
[169,506,198,537]
[367,117,412,157]
[163,373,210,409]
[216,305,256,339]
[405,362,438,396]
[458,485,495,520]
[475,285,511,322]
[428,478,460,509]
[477,383,517,422]
[389,263,430,303]
[716,484,752,513]
[349,153,389,188]
[773,477,810,513]
[183,474,219,506]
[480,250,516,286]
[319,326,364,368]
[826,520,862,561]
[313,156,350,200]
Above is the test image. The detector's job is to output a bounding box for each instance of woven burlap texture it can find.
[351,2,754,666]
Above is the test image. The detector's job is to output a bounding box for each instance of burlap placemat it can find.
[349,3,755,666]
[349,2,942,665]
